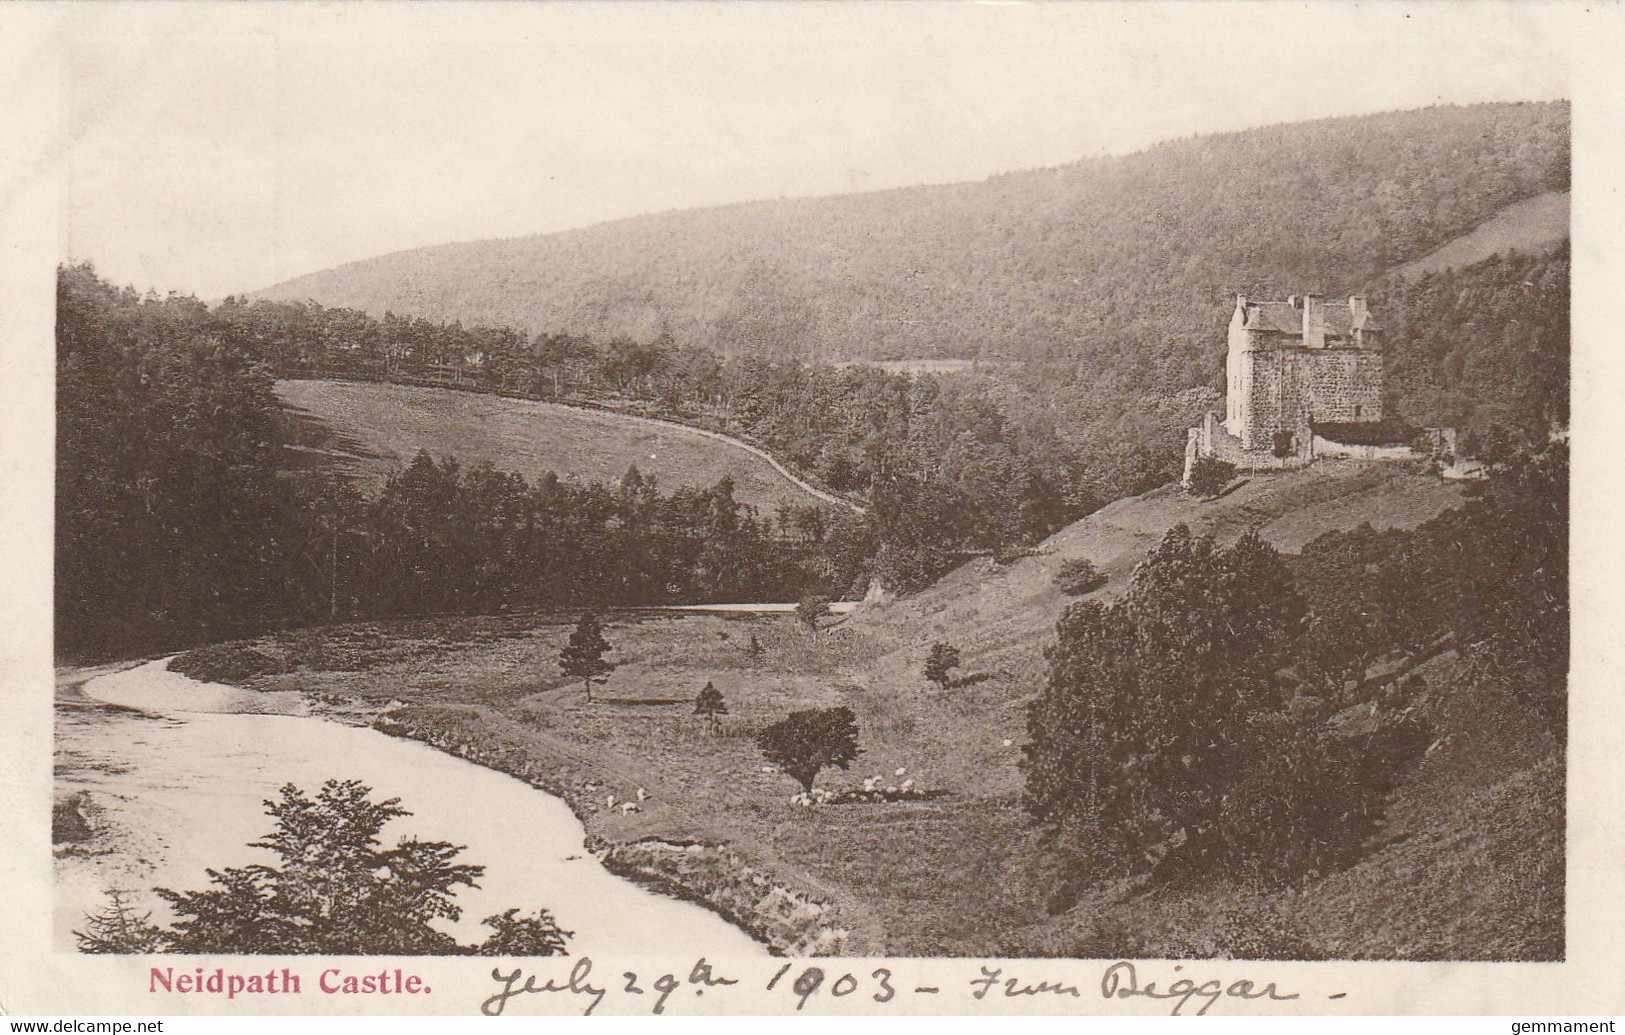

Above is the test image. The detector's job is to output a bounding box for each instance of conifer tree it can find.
[694,681,728,732]
[559,612,615,702]
[924,643,961,690]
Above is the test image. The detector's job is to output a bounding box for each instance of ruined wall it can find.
[1311,436,1420,461]
[1195,412,1313,473]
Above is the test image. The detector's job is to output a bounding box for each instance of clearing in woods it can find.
[275,378,855,515]
[1390,190,1569,280]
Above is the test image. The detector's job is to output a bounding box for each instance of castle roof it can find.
[1247,302,1310,334]
[1241,299,1380,336]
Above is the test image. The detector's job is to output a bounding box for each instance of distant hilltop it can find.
[257,102,1569,368]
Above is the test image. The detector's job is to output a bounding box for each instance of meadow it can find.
[276,379,846,516]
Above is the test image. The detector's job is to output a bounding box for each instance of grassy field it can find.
[1392,190,1568,279]
[275,378,844,515]
[183,460,1559,957]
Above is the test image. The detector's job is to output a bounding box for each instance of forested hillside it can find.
[1381,244,1569,445]
[261,102,1567,370]
[54,266,870,659]
[60,103,1571,658]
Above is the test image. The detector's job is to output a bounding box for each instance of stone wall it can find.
[1311,436,1420,462]
[1307,350,1383,424]
[1235,342,1383,449]
[1240,341,1309,450]
[1189,413,1312,481]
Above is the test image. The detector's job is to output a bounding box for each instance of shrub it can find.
[167,643,286,684]
[53,793,94,844]
[1053,558,1107,596]
[924,643,961,689]
[694,681,728,731]
[476,908,573,956]
[795,596,832,632]
[1185,456,1236,499]
[76,890,165,953]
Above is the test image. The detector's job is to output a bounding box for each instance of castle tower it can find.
[1222,293,1384,454]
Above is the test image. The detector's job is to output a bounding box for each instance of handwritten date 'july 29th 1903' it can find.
[480,957,1341,1017]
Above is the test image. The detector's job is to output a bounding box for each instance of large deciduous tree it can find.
[77,780,571,956]
[757,707,860,794]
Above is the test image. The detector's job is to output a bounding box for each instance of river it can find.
[54,659,768,957]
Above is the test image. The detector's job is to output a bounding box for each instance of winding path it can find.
[284,376,869,517]
[558,403,869,516]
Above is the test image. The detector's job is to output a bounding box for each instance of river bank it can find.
[53,660,772,957]
[119,606,1018,955]
[370,703,854,955]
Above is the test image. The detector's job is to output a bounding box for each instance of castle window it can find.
[1354,405,1362,419]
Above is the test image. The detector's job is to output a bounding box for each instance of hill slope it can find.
[197,459,1508,957]
[260,102,1568,367]
[276,379,856,514]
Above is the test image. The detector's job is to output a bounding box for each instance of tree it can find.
[75,889,165,954]
[82,779,571,955]
[694,681,728,732]
[757,707,861,794]
[476,908,573,956]
[795,595,832,633]
[924,643,962,690]
[559,612,615,702]
[1053,558,1107,596]
[1023,525,1414,884]
[1455,443,1569,741]
[1185,456,1236,499]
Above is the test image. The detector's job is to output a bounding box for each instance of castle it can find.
[1186,293,1415,476]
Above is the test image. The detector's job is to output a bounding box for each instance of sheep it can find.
[619,801,641,814]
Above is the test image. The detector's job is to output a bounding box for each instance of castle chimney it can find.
[1302,293,1326,348]
[1348,295,1370,347]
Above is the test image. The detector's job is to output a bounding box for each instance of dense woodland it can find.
[56,216,1569,659]
[266,103,1567,367]
[1382,244,1570,444]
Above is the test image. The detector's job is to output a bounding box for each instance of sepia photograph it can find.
[1,0,1617,1023]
